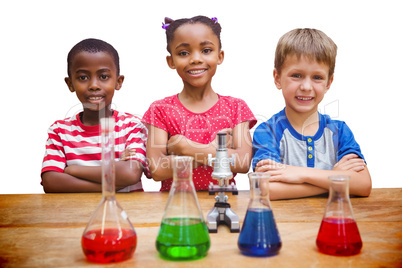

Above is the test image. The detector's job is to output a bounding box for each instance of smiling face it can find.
[274,54,333,117]
[65,51,123,115]
[166,23,224,90]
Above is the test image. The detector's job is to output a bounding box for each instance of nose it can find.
[190,52,203,64]
[300,78,313,91]
[89,78,100,91]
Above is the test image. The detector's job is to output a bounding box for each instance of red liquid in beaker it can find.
[82,228,137,263]
[316,217,362,256]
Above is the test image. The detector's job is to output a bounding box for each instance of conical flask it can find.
[156,156,210,260]
[81,118,137,263]
[238,172,281,257]
[316,175,362,256]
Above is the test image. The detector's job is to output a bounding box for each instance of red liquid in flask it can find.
[82,228,137,263]
[316,217,362,256]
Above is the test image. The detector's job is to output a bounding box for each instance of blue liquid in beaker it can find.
[238,208,281,257]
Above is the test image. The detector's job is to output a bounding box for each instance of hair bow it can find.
[162,17,174,30]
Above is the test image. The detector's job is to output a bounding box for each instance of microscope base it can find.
[206,204,240,233]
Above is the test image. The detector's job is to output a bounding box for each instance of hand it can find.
[120,148,136,161]
[167,134,186,155]
[167,135,202,168]
[255,159,305,184]
[64,165,73,175]
[333,154,366,172]
[63,165,83,176]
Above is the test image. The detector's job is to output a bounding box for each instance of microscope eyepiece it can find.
[217,132,227,149]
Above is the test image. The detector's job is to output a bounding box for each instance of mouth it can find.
[89,96,103,100]
[87,96,105,104]
[187,69,207,76]
[296,96,314,101]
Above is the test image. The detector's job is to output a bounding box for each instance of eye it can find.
[178,51,189,56]
[202,48,212,54]
[78,75,88,81]
[313,75,325,80]
[99,74,109,80]
[291,73,302,78]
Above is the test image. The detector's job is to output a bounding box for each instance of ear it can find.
[217,50,224,65]
[166,55,176,69]
[115,75,124,91]
[325,75,334,92]
[65,77,74,92]
[273,69,282,90]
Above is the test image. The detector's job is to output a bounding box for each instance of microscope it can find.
[207,132,240,233]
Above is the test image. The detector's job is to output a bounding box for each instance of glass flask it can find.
[316,175,362,256]
[238,172,281,257]
[156,156,210,260]
[81,118,137,263]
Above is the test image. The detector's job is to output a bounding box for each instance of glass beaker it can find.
[316,175,362,256]
[156,156,210,260]
[238,172,281,257]
[81,118,137,263]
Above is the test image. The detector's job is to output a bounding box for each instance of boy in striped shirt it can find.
[41,38,148,192]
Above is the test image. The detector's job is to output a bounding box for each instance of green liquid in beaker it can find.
[156,217,210,260]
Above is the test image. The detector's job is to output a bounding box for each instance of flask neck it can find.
[163,156,204,220]
[171,179,194,192]
[325,176,354,219]
[101,118,116,199]
[172,156,193,182]
[328,177,350,201]
[171,157,195,194]
[248,174,271,209]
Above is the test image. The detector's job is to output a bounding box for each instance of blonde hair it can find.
[274,28,337,77]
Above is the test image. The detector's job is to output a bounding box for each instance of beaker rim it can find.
[173,156,194,161]
[328,175,350,182]
[248,172,271,179]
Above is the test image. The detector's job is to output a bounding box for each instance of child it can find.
[252,28,372,200]
[142,16,257,191]
[41,38,149,193]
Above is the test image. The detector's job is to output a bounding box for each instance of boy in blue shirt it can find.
[252,28,371,200]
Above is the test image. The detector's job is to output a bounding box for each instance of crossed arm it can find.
[41,149,143,193]
[255,154,372,200]
[146,121,253,181]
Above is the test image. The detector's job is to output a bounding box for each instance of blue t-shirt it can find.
[252,109,365,170]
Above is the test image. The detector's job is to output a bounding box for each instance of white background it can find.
[1,0,400,194]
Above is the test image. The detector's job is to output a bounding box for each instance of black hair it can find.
[164,15,222,53]
[67,38,120,77]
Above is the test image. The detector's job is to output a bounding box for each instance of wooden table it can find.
[0,188,401,267]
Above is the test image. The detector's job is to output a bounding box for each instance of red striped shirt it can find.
[41,110,149,192]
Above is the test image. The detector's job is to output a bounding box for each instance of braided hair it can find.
[163,15,222,53]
